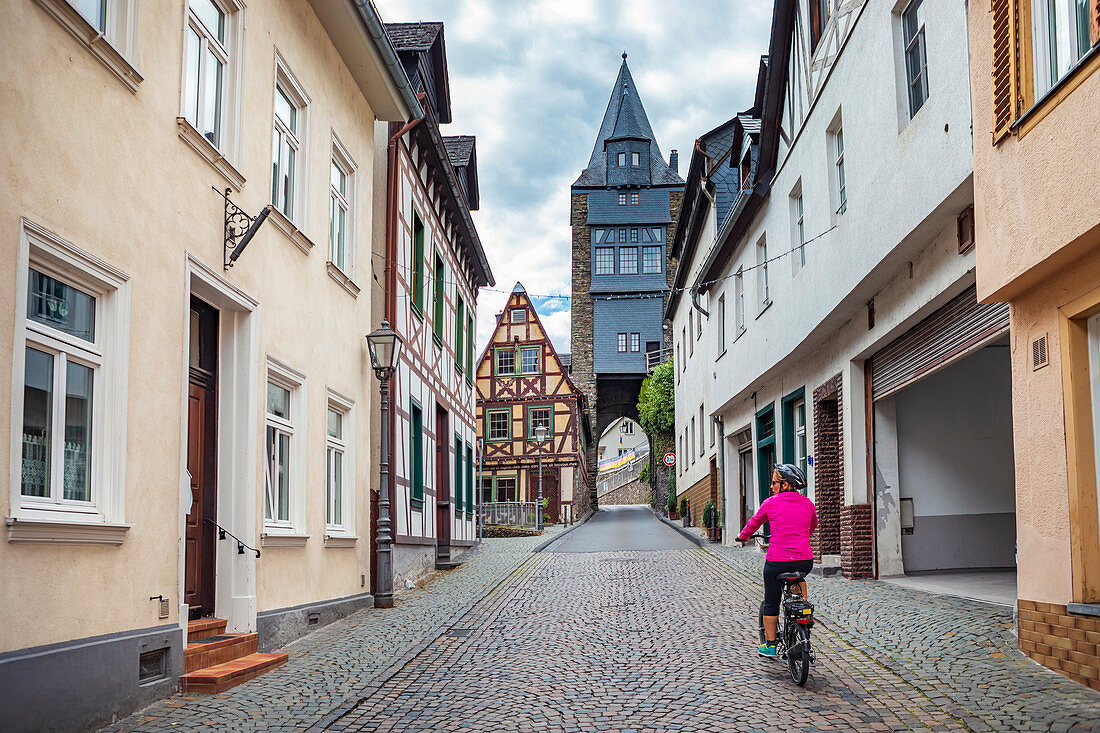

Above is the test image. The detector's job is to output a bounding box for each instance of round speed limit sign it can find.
[663,452,676,467]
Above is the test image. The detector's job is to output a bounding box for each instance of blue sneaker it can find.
[758,642,777,657]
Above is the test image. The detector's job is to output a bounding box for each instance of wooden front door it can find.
[185,297,218,619]
[528,470,560,523]
[738,447,752,532]
[435,406,451,559]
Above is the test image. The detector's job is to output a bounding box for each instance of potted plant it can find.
[666,478,678,519]
[679,497,689,526]
[702,501,721,542]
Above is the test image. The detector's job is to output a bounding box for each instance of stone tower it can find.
[570,54,684,511]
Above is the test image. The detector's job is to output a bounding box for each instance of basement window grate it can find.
[138,649,168,684]
[1031,334,1048,371]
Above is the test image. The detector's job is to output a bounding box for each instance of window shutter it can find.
[990,0,1018,143]
[1092,0,1100,46]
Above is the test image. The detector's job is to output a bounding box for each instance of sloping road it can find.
[546,505,697,553]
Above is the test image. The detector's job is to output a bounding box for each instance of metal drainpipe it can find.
[714,414,726,538]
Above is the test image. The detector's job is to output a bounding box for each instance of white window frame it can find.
[792,185,806,272]
[182,1,229,150]
[794,398,807,477]
[38,0,142,92]
[698,404,705,456]
[324,389,356,545]
[901,0,929,118]
[271,51,311,226]
[618,152,626,166]
[510,308,527,323]
[735,268,746,336]
[631,152,640,167]
[757,235,770,313]
[328,134,357,277]
[8,219,131,543]
[263,357,308,544]
[718,295,726,354]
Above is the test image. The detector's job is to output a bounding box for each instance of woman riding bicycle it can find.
[736,463,818,657]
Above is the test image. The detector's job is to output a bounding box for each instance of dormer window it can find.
[510,308,527,323]
[631,152,640,166]
[618,152,626,166]
[618,193,627,205]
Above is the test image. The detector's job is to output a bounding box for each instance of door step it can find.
[180,652,289,693]
[435,559,464,571]
[184,633,258,674]
[187,617,227,643]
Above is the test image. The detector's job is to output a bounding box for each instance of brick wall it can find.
[1018,600,1100,691]
[812,375,843,557]
[840,503,873,578]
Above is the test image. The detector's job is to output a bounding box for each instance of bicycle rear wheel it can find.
[787,625,810,685]
[758,602,766,646]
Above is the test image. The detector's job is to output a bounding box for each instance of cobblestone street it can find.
[104,510,1100,732]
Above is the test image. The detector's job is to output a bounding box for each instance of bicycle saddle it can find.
[776,572,806,582]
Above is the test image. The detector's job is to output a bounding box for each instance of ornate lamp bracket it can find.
[217,187,271,270]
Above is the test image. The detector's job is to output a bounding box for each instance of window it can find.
[455,295,465,374]
[595,247,615,275]
[630,193,639,205]
[619,228,627,243]
[329,138,356,274]
[618,152,626,166]
[1030,0,1093,98]
[632,152,640,166]
[718,295,726,353]
[529,406,552,438]
[412,208,425,316]
[689,311,694,355]
[630,229,639,243]
[264,359,306,533]
[454,434,464,513]
[618,193,627,205]
[833,128,846,215]
[183,0,229,148]
[520,346,541,374]
[794,399,807,477]
[488,409,511,441]
[757,236,770,310]
[409,401,424,507]
[38,0,141,92]
[642,246,662,274]
[696,308,703,338]
[325,393,354,535]
[690,416,696,462]
[810,0,829,51]
[619,247,638,274]
[510,308,527,323]
[496,476,517,502]
[902,0,929,117]
[77,0,107,32]
[620,421,634,434]
[481,477,494,504]
[433,252,445,345]
[735,269,745,334]
[495,348,516,376]
[465,443,474,515]
[618,333,628,353]
[792,187,806,269]
[681,328,686,369]
[699,405,706,456]
[271,59,309,222]
[630,333,640,352]
[466,314,474,380]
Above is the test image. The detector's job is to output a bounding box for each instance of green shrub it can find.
[678,497,688,516]
[702,500,719,528]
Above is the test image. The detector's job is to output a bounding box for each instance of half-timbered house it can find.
[379,22,494,584]
[476,284,592,523]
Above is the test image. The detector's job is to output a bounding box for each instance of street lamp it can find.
[533,423,549,531]
[366,321,402,609]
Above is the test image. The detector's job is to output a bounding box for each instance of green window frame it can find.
[465,443,474,517]
[755,403,776,505]
[454,434,463,512]
[528,405,553,439]
[487,408,511,442]
[411,208,425,318]
[519,346,542,375]
[432,251,445,346]
[410,400,424,508]
[781,387,807,484]
[455,294,465,373]
[466,314,474,383]
[494,347,516,377]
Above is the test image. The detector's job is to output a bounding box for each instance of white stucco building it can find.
[684,0,1013,579]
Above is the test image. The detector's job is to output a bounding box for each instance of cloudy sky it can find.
[375,0,772,355]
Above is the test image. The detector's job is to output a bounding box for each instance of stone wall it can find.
[570,192,596,515]
[812,374,843,558]
[599,478,653,506]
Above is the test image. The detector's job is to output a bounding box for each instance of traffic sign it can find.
[663,452,676,467]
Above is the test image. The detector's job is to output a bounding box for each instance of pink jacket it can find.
[737,491,818,562]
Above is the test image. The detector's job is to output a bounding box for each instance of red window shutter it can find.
[991,0,1018,143]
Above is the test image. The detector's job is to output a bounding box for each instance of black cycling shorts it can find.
[761,559,813,615]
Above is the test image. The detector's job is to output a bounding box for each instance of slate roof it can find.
[384,22,442,51]
[573,57,684,188]
[443,135,475,168]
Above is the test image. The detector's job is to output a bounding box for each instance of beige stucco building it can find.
[968,0,1100,690]
[0,1,419,728]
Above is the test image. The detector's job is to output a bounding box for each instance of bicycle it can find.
[745,534,816,685]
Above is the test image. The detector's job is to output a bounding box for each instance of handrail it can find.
[204,517,261,558]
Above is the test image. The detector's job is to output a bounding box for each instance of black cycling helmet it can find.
[773,463,807,490]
